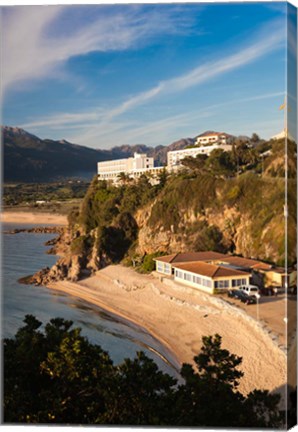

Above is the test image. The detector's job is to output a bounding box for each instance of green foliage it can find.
[70,235,90,255]
[78,175,163,262]
[190,221,225,253]
[263,139,297,179]
[205,149,235,176]
[3,181,90,206]
[139,252,164,273]
[148,173,218,230]
[4,317,284,427]
[67,207,80,227]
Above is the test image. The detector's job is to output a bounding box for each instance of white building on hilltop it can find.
[97,152,165,183]
[195,131,233,146]
[167,131,234,169]
[167,144,234,168]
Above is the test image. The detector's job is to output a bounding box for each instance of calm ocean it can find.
[1,222,179,376]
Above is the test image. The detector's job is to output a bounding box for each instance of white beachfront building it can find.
[172,261,250,294]
[97,152,165,183]
[153,252,264,294]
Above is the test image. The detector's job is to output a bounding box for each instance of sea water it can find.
[1,222,179,377]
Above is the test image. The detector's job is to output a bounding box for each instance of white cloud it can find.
[11,12,285,147]
[64,91,283,147]
[70,20,285,145]
[20,110,105,129]
[2,5,195,93]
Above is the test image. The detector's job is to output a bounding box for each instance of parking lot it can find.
[220,291,296,347]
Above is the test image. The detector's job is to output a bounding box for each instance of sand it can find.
[48,264,287,399]
[1,211,68,225]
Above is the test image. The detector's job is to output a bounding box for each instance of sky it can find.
[1,2,293,149]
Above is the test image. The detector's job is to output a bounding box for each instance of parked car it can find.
[228,289,240,298]
[228,289,257,304]
[260,287,273,296]
[239,285,260,299]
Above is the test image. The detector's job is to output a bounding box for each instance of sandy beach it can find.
[48,264,287,399]
[1,211,68,225]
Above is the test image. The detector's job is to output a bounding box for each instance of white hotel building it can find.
[97,152,165,183]
[167,132,233,169]
[97,132,234,181]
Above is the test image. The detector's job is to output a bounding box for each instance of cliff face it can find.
[135,202,285,264]
[25,138,296,285]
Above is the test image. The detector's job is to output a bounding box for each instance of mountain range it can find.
[2,126,194,183]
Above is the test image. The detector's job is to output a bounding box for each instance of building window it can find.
[215,280,230,289]
[157,262,164,273]
[164,264,171,274]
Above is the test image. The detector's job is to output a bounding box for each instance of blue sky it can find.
[1,2,290,149]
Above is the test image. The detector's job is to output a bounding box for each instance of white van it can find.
[239,285,260,299]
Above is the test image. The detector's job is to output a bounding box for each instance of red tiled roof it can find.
[218,256,271,270]
[172,261,249,279]
[154,251,227,264]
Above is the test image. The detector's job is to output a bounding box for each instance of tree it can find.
[174,334,283,428]
[181,154,208,172]
[251,132,260,143]
[3,317,284,427]
[206,149,235,177]
[117,172,132,185]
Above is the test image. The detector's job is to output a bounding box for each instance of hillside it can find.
[3,127,100,182]
[2,126,193,183]
[27,137,296,287]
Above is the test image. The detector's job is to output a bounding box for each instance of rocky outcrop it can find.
[44,226,73,255]
[4,226,64,235]
[22,254,88,286]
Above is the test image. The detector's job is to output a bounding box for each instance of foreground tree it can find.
[3,316,284,427]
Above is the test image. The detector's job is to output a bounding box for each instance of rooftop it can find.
[196,131,230,138]
[218,256,272,270]
[154,251,227,264]
[172,261,249,279]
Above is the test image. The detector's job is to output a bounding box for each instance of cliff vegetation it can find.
[29,138,296,284]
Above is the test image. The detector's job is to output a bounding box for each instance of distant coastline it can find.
[1,211,68,226]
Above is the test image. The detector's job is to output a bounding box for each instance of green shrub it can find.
[70,235,88,255]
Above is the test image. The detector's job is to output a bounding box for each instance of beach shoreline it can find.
[1,211,68,225]
[47,264,287,399]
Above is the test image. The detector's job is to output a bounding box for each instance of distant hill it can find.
[3,127,100,182]
[2,126,194,183]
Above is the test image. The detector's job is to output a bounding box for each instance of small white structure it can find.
[97,152,164,183]
[271,129,295,141]
[195,131,233,146]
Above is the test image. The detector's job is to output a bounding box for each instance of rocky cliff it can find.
[23,137,296,285]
